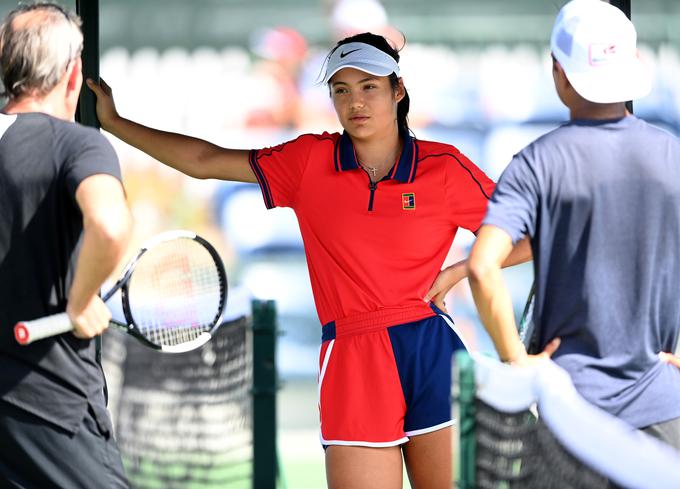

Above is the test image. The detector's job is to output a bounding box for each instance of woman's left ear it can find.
[395,77,406,103]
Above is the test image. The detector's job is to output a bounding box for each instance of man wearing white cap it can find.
[468,0,680,449]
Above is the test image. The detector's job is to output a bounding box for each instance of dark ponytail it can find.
[333,32,411,136]
[394,75,410,136]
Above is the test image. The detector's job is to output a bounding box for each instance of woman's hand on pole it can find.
[86,78,119,131]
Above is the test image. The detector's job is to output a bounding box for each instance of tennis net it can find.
[455,352,680,489]
[101,288,273,488]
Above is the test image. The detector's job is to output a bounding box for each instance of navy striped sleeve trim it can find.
[418,152,492,200]
[248,149,275,209]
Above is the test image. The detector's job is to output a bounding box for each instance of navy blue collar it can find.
[333,130,419,183]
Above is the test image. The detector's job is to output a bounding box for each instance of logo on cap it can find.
[340,48,361,59]
[589,44,619,66]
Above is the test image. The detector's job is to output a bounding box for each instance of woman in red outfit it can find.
[88,32,530,489]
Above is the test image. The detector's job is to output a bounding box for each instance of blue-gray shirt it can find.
[484,115,680,428]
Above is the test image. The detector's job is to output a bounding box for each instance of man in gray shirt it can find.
[468,0,680,449]
[0,3,132,486]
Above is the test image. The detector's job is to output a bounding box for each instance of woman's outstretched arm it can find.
[87,78,256,182]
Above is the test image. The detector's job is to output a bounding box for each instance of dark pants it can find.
[641,416,680,451]
[0,401,128,488]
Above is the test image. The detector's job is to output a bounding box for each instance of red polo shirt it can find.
[249,131,494,329]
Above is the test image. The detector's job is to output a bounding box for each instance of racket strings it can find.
[127,238,225,346]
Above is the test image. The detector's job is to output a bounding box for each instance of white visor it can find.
[323,42,400,85]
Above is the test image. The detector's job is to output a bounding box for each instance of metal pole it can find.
[609,0,634,113]
[252,300,278,489]
[455,351,477,489]
[75,0,100,129]
[609,0,631,18]
[74,0,103,365]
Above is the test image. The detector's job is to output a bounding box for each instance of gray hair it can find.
[0,2,83,99]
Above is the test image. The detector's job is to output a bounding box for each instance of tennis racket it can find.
[14,230,228,353]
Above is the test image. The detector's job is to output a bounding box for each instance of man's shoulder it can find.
[505,128,559,171]
[529,116,680,156]
[634,117,680,143]
[48,116,105,139]
[47,119,115,158]
[526,123,575,149]
[9,113,106,143]
[4,111,53,134]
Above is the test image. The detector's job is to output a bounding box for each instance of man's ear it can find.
[66,57,82,94]
[552,57,573,91]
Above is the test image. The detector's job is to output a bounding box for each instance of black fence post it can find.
[252,299,278,488]
[75,0,102,364]
[609,0,634,114]
[455,351,477,489]
[75,0,100,129]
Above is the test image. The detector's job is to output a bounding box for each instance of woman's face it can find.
[329,67,404,141]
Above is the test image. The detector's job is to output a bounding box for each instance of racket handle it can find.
[14,313,74,345]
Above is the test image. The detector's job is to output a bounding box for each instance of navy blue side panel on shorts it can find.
[387,306,467,434]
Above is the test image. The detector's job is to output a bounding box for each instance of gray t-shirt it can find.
[484,115,680,428]
[0,112,121,434]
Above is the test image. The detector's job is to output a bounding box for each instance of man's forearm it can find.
[468,226,528,363]
[68,213,131,311]
[468,265,525,362]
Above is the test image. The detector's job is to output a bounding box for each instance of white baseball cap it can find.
[322,42,399,85]
[550,0,651,103]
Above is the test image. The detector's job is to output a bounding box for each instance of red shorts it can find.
[318,304,468,447]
